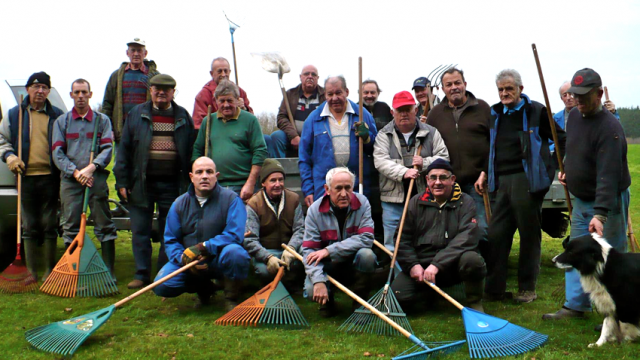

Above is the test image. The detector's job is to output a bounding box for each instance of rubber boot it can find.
[351,272,373,311]
[42,238,57,282]
[465,279,485,313]
[223,278,244,312]
[23,239,39,282]
[101,240,117,284]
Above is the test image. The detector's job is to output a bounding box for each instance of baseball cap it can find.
[392,91,416,109]
[127,37,146,46]
[568,68,602,95]
[412,77,431,90]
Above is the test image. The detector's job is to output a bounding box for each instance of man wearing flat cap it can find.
[543,68,631,320]
[244,158,305,288]
[115,74,195,289]
[373,90,449,251]
[392,159,486,312]
[0,72,64,281]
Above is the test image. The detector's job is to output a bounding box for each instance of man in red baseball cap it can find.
[373,91,450,251]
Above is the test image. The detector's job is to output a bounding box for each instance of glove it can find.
[7,155,25,174]
[266,255,285,275]
[280,249,296,270]
[354,121,370,143]
[182,242,209,265]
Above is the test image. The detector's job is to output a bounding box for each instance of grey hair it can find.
[211,57,230,70]
[495,69,523,87]
[559,81,571,95]
[214,80,240,99]
[361,79,381,93]
[324,75,347,91]
[325,167,355,188]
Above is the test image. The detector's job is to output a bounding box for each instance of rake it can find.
[340,146,423,336]
[0,95,37,293]
[424,280,548,358]
[26,259,202,356]
[215,265,308,328]
[40,117,118,298]
[283,244,465,360]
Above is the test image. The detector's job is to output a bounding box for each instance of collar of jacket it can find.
[314,99,361,122]
[294,83,325,97]
[318,192,362,213]
[22,95,58,119]
[418,182,462,205]
[441,91,479,109]
[187,181,221,203]
[262,188,285,218]
[119,59,157,73]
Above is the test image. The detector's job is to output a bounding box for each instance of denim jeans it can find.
[459,182,489,243]
[264,130,289,158]
[563,189,629,312]
[381,201,404,252]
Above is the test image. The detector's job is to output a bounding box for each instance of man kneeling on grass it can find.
[153,157,250,310]
[391,159,486,312]
[302,167,377,317]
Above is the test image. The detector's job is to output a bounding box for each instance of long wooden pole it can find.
[482,191,492,222]
[205,105,212,157]
[531,43,573,216]
[16,95,23,253]
[358,57,364,195]
[231,35,239,85]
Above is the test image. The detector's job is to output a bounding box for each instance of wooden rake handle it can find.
[205,105,212,157]
[374,240,393,257]
[358,56,364,195]
[482,190,492,222]
[16,95,23,246]
[281,244,413,338]
[423,280,464,311]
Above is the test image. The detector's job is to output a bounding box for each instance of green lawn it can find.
[2,147,640,360]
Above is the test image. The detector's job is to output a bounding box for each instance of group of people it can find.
[0,37,630,321]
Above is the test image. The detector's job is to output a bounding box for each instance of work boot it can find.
[223,278,244,312]
[513,290,537,303]
[542,306,585,320]
[194,280,216,309]
[23,239,39,282]
[101,240,117,284]
[42,238,57,282]
[464,280,485,313]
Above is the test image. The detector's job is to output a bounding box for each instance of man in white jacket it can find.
[373,91,449,251]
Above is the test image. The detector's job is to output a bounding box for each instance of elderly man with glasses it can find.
[114,74,195,289]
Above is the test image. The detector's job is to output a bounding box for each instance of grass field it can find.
[2,146,640,360]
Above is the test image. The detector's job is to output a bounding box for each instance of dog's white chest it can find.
[580,275,616,315]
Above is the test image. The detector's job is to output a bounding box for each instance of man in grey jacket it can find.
[302,167,376,317]
[373,91,449,251]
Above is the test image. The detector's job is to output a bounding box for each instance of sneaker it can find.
[127,279,149,289]
[513,290,537,303]
[542,306,585,320]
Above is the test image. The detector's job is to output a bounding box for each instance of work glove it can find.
[353,121,370,143]
[266,255,285,275]
[280,248,296,270]
[7,155,25,174]
[604,100,616,114]
[182,243,210,275]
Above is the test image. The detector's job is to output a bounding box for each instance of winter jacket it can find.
[244,189,305,263]
[164,183,246,266]
[52,109,113,178]
[102,60,159,142]
[277,84,326,141]
[550,108,620,152]
[299,100,378,200]
[302,192,374,284]
[362,101,393,133]
[0,96,64,176]
[396,184,479,272]
[114,101,195,207]
[373,121,449,203]
[426,91,491,186]
[488,94,566,194]
[192,80,253,129]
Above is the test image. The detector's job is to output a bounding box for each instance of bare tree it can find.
[256,111,277,135]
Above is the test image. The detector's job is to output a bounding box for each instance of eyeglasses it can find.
[302,72,318,77]
[427,174,452,182]
[30,84,50,92]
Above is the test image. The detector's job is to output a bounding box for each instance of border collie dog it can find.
[553,233,640,347]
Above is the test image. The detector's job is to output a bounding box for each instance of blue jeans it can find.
[381,201,404,252]
[267,130,289,158]
[460,182,489,243]
[152,243,250,298]
[564,189,629,312]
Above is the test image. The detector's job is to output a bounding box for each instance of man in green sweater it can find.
[192,80,267,201]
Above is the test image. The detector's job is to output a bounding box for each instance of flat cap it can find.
[149,74,176,88]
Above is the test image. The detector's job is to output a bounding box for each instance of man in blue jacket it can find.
[153,157,250,310]
[299,76,378,207]
[484,69,566,304]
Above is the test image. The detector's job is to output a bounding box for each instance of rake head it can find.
[461,307,548,358]
[393,339,467,360]
[339,285,412,336]
[0,250,37,293]
[251,52,291,75]
[26,305,116,356]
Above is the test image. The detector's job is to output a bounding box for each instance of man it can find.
[299,76,378,207]
[102,38,159,143]
[412,77,434,120]
[374,91,449,251]
[0,72,64,281]
[360,79,393,131]
[153,157,250,310]
[244,158,305,287]
[543,68,630,320]
[302,167,376,316]
[484,69,566,303]
[114,74,195,289]
[52,79,117,280]
[392,159,486,312]
[265,65,325,158]
[192,57,253,129]
[426,68,491,248]
[192,80,267,202]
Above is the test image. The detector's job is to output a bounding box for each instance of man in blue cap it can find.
[412,77,434,120]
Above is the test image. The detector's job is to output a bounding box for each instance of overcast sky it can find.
[1,0,638,117]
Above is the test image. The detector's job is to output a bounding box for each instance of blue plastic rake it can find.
[424,281,549,358]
